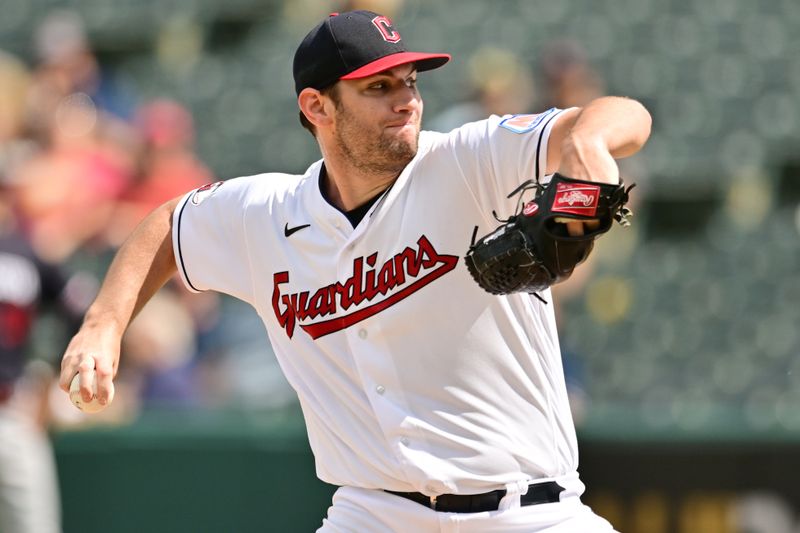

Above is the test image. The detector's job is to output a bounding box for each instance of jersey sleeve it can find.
[446,108,571,214]
[172,179,255,305]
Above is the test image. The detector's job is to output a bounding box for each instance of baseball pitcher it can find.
[60,10,651,532]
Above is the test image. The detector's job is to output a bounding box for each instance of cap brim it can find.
[340,52,451,80]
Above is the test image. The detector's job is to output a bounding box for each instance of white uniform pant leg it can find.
[318,486,438,533]
[0,405,62,533]
[318,486,619,533]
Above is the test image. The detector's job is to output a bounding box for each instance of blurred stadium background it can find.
[0,0,798,532]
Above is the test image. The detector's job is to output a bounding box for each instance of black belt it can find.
[385,481,564,513]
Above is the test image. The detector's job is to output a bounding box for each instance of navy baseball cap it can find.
[293,10,451,95]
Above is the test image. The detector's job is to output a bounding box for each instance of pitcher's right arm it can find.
[58,197,181,407]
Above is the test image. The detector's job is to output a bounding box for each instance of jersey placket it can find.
[335,220,425,485]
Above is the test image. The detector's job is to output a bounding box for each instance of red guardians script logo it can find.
[272,236,458,339]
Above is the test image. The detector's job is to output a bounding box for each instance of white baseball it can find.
[69,372,113,413]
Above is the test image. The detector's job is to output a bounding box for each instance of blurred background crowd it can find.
[0,0,799,532]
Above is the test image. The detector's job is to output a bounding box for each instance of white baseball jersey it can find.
[172,108,580,497]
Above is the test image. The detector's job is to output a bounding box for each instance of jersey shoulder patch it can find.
[499,108,556,134]
[190,181,224,205]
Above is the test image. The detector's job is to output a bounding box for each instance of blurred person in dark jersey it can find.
[0,164,95,533]
[0,173,58,533]
[0,49,92,533]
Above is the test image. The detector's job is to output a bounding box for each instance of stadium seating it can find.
[1,0,797,436]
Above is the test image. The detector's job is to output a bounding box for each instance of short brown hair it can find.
[299,83,341,137]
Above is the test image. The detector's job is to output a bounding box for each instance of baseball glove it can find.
[464,172,634,296]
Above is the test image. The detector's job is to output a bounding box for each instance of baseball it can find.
[69,372,112,413]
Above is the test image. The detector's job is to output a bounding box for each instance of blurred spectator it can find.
[284,0,405,31]
[8,10,139,262]
[0,155,94,533]
[429,46,536,132]
[339,0,404,17]
[537,42,610,424]
[121,288,200,409]
[538,39,605,110]
[12,91,135,261]
[49,281,228,424]
[0,51,39,175]
[107,99,214,246]
[27,10,135,130]
[539,41,649,425]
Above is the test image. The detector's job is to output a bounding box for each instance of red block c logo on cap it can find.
[372,16,401,43]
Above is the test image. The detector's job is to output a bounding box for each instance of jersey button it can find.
[358,328,368,339]
[400,437,410,446]
[375,385,385,395]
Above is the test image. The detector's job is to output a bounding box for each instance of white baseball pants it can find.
[0,402,62,533]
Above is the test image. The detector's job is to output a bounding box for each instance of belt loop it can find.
[429,495,437,510]
[498,480,528,511]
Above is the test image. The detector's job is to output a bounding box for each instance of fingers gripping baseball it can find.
[559,218,600,237]
[60,328,120,412]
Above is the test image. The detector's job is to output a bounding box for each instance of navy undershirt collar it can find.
[319,164,388,228]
